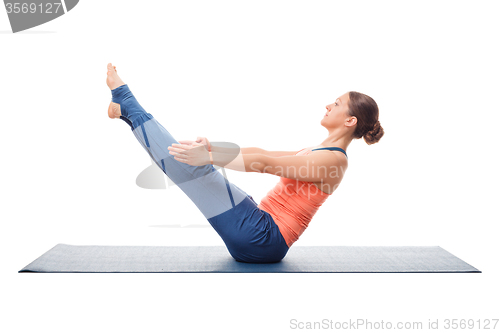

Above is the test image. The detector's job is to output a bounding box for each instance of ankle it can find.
[109,80,125,91]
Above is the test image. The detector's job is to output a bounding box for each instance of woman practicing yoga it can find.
[106,63,384,263]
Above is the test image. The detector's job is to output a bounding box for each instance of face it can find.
[321,92,353,129]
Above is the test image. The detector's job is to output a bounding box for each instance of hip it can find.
[208,195,289,263]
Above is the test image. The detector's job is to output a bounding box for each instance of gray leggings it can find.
[112,84,250,219]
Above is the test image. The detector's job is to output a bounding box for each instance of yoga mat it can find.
[19,244,480,273]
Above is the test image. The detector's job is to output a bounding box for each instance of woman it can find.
[106,63,384,263]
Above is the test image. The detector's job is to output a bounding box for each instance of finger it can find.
[168,150,188,158]
[168,146,185,153]
[178,140,194,145]
[174,156,189,164]
[168,145,192,152]
[171,143,193,150]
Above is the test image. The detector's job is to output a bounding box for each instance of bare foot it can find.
[106,63,125,119]
[106,63,125,90]
[108,102,121,119]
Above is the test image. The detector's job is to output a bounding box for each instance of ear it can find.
[345,116,357,129]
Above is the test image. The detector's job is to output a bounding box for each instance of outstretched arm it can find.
[239,147,299,157]
[177,137,298,157]
[168,142,265,173]
[217,151,346,183]
[168,143,346,183]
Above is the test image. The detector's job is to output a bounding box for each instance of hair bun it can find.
[363,120,384,145]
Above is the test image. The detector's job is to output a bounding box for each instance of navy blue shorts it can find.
[208,195,289,263]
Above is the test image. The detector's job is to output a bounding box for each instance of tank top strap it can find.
[311,147,348,158]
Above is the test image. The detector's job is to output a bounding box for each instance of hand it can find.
[168,142,210,166]
[178,136,211,151]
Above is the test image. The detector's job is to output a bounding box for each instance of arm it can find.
[169,143,346,182]
[177,137,298,157]
[211,145,298,157]
[240,147,299,157]
[256,152,346,182]
[168,143,263,173]
[213,150,346,183]
[211,152,265,173]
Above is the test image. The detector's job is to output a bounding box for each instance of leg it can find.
[106,64,289,263]
[106,64,248,219]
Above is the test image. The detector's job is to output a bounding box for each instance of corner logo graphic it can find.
[4,0,79,33]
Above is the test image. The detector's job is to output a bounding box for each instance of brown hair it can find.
[347,91,384,145]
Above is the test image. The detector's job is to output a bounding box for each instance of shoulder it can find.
[309,150,348,191]
[309,149,348,168]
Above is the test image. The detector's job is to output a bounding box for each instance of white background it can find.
[1,1,499,332]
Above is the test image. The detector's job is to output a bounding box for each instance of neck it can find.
[319,128,352,151]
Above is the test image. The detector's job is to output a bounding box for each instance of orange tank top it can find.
[257,147,340,247]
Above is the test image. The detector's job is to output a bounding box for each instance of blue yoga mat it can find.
[18,244,480,273]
